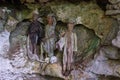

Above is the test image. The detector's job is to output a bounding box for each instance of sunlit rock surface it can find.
[112,31,120,48]
[86,47,120,77]
[43,63,64,78]
[0,0,120,80]
[0,31,40,80]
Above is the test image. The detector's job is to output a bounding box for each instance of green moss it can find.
[83,36,100,59]
[49,1,113,41]
[16,9,32,21]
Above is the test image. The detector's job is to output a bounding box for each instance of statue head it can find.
[32,9,39,21]
[47,13,55,25]
[68,19,76,31]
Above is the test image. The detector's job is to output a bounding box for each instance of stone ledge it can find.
[106,10,120,15]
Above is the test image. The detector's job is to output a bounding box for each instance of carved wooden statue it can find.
[57,19,77,76]
[27,10,44,61]
[41,13,57,63]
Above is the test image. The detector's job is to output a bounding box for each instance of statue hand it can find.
[56,43,58,49]
[60,31,65,37]
[56,42,60,50]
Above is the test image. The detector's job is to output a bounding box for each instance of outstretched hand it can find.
[59,31,65,37]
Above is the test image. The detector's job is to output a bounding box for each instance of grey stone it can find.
[9,20,31,48]
[109,0,120,4]
[86,48,120,77]
[106,3,120,10]
[101,46,120,59]
[104,19,119,45]
[112,31,120,48]
[106,10,120,15]
[43,63,64,78]
[0,20,4,32]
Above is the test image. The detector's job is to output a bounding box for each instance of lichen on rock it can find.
[0,0,120,80]
[48,1,114,41]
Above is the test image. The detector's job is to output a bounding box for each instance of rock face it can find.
[112,31,120,48]
[100,46,120,59]
[106,0,120,19]
[109,0,120,4]
[0,7,10,32]
[6,16,18,32]
[49,1,114,41]
[86,46,120,77]
[0,19,4,32]
[0,31,41,80]
[9,19,31,48]
[44,63,64,78]
[0,0,120,80]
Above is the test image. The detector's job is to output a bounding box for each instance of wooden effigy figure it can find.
[57,19,77,77]
[27,11,45,61]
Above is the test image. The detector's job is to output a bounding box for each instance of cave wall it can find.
[0,0,120,80]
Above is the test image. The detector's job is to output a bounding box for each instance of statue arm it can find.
[74,33,78,52]
[53,17,57,27]
[56,36,65,51]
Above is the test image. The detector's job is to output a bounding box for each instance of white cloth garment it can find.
[57,32,77,70]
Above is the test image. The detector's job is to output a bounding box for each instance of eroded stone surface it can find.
[112,31,120,48]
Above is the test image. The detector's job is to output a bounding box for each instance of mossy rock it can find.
[15,9,32,21]
[0,20,4,32]
[9,19,31,48]
[45,1,116,43]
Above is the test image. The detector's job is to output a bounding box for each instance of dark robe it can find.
[27,20,44,54]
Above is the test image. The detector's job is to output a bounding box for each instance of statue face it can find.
[68,23,74,31]
[47,16,53,25]
[33,14,39,20]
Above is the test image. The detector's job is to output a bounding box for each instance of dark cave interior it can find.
[0,0,110,11]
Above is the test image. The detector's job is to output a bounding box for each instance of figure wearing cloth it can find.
[57,19,77,77]
[41,13,57,63]
[27,9,44,61]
